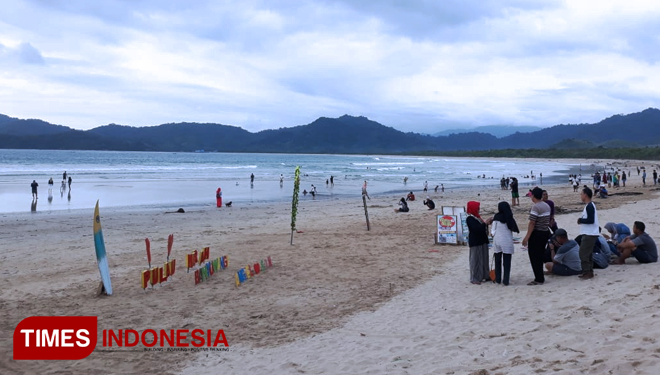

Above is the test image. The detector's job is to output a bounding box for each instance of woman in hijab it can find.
[490,201,520,285]
[466,201,490,284]
[394,197,409,213]
[603,222,631,244]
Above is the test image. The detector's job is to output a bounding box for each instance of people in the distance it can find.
[394,198,409,213]
[406,191,415,201]
[613,221,658,264]
[423,197,435,210]
[31,180,39,199]
[489,201,519,285]
[544,229,582,276]
[466,201,489,285]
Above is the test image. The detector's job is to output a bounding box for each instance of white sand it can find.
[182,193,660,375]
[2,169,659,374]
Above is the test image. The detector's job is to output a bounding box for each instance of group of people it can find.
[31,171,72,200]
[467,186,657,286]
[394,191,436,213]
[593,170,626,189]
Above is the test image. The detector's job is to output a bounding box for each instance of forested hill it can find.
[0,108,659,153]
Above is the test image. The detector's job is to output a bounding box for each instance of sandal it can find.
[527,281,544,286]
[470,281,482,285]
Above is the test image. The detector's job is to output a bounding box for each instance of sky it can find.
[1,0,660,133]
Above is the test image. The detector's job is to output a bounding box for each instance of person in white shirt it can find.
[577,187,599,279]
[486,201,520,285]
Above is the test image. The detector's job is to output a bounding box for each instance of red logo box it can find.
[14,316,97,360]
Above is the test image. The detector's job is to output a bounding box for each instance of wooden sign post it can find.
[362,195,371,231]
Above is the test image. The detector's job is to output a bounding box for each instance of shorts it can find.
[632,249,657,264]
[552,263,582,276]
[511,192,519,198]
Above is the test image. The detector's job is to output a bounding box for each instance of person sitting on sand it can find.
[613,221,658,264]
[544,229,582,276]
[394,198,409,213]
[594,184,608,198]
[423,197,435,210]
[603,222,631,245]
[406,191,415,201]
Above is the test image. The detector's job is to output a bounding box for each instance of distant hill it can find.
[434,125,542,138]
[1,108,660,153]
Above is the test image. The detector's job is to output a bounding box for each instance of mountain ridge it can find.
[1,108,659,153]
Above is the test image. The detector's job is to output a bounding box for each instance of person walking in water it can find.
[48,177,54,193]
[63,171,67,181]
[31,180,39,199]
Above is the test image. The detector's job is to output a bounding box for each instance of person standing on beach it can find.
[654,170,658,185]
[576,187,599,279]
[642,170,647,186]
[423,181,428,192]
[466,201,489,285]
[68,176,72,190]
[31,180,39,199]
[489,201,519,285]
[441,184,445,192]
[522,187,551,285]
[330,175,334,186]
[510,178,519,206]
[542,190,558,232]
[622,171,627,187]
[48,177,54,192]
[63,171,67,181]
[250,173,255,184]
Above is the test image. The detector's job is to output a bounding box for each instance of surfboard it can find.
[93,200,113,295]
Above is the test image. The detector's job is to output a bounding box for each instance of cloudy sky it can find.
[1,0,659,132]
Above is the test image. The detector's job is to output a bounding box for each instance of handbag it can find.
[489,254,496,282]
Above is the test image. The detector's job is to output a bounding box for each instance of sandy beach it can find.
[2,162,660,374]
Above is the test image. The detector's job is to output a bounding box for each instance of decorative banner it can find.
[290,166,301,245]
[194,255,229,286]
[437,215,458,244]
[167,234,173,261]
[186,250,199,272]
[140,235,176,290]
[235,256,273,287]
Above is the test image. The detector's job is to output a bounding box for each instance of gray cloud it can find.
[1,0,659,132]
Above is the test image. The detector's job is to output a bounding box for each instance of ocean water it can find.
[0,150,576,214]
